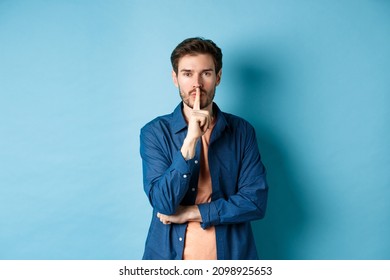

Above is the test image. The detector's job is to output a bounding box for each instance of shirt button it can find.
[183,174,187,178]
[179,237,183,241]
[192,188,196,192]
[194,160,199,164]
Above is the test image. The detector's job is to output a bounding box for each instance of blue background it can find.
[0,0,389,260]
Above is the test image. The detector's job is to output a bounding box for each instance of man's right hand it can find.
[181,87,211,160]
[188,87,211,139]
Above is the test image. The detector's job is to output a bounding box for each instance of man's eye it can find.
[183,73,191,77]
[204,72,212,77]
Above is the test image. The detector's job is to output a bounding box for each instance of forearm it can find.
[180,136,198,160]
[157,205,202,224]
[144,150,193,215]
[198,178,268,229]
[186,205,202,222]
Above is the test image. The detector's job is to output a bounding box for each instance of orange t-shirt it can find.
[183,121,217,260]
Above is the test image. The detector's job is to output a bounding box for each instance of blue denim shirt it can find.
[140,103,268,260]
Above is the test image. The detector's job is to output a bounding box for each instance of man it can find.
[140,37,268,260]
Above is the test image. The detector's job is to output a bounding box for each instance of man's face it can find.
[172,54,221,110]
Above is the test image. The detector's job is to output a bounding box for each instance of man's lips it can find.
[191,93,203,100]
[190,90,206,96]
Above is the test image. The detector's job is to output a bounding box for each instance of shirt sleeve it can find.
[198,123,268,229]
[140,125,197,215]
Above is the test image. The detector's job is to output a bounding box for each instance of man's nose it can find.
[193,75,203,89]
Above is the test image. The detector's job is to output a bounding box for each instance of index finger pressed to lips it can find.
[193,87,200,111]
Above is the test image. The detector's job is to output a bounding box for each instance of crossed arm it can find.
[157,205,201,224]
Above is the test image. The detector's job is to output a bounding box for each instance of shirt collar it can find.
[172,102,229,134]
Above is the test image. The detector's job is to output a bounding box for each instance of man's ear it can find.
[172,70,179,87]
[216,69,222,86]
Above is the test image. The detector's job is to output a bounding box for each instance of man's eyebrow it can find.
[179,68,214,72]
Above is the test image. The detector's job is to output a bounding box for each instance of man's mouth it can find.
[190,89,206,96]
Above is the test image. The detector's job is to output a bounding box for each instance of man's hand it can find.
[157,205,202,225]
[181,87,211,160]
[188,87,211,138]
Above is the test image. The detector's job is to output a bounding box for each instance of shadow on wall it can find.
[229,49,307,259]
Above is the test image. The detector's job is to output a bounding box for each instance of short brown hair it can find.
[170,37,223,74]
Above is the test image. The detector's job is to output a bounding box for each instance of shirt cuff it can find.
[198,202,219,229]
[170,150,198,174]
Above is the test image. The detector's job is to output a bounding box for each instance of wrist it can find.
[187,205,202,222]
[181,137,198,160]
[183,136,198,147]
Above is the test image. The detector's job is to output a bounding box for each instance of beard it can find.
[178,86,216,109]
